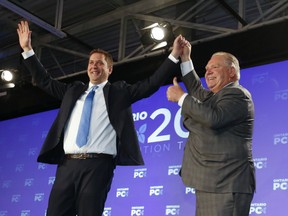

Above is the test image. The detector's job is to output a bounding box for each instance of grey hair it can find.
[212,52,240,80]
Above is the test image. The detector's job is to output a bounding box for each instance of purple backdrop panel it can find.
[0,60,288,216]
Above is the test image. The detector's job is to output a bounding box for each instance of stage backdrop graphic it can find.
[0,60,288,216]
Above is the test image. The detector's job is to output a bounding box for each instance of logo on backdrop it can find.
[274,89,288,101]
[102,207,112,216]
[253,158,268,169]
[149,186,164,196]
[15,164,24,172]
[168,165,181,176]
[252,72,268,85]
[116,188,129,198]
[20,210,31,216]
[250,203,267,215]
[136,123,147,144]
[273,178,288,190]
[134,168,147,178]
[134,111,148,144]
[24,178,34,187]
[11,194,21,203]
[48,176,55,185]
[34,193,45,202]
[165,205,180,215]
[38,163,48,170]
[273,133,288,145]
[185,187,195,194]
[131,206,144,216]
[28,148,37,156]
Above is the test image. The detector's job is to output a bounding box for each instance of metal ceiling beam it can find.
[47,49,66,76]
[175,0,214,21]
[255,0,264,18]
[192,15,288,44]
[64,0,185,35]
[238,0,245,28]
[217,0,248,26]
[0,0,67,38]
[261,1,288,20]
[39,43,89,58]
[55,0,64,30]
[245,0,288,27]
[132,14,234,33]
[118,17,127,61]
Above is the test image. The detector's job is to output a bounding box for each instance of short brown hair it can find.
[89,48,113,67]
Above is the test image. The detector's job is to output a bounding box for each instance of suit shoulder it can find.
[223,84,253,100]
[110,80,130,88]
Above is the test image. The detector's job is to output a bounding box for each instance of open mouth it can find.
[90,70,100,75]
[207,76,215,81]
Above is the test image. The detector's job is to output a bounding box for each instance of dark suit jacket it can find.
[180,69,256,194]
[24,55,179,166]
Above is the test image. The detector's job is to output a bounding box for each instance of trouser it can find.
[195,190,254,216]
[46,156,115,216]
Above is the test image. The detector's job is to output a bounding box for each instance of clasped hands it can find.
[167,35,191,102]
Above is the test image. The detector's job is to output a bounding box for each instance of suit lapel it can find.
[67,84,88,115]
[103,82,111,109]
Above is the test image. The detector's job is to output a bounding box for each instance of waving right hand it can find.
[17,20,32,52]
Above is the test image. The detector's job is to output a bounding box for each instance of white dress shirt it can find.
[63,82,117,155]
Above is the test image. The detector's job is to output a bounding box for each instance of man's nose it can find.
[205,69,211,75]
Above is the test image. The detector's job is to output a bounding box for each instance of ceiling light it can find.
[151,26,165,41]
[141,22,174,50]
[1,70,13,82]
[0,70,16,90]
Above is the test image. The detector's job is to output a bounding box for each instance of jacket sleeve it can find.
[127,58,180,103]
[23,54,69,100]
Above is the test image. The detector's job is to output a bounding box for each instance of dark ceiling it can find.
[0,0,288,120]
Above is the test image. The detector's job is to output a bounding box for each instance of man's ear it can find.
[108,66,113,75]
[230,66,236,79]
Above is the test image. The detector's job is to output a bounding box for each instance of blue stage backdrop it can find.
[0,60,288,216]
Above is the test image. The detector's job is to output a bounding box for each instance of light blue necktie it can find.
[76,86,98,148]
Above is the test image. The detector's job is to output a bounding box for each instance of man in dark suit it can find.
[17,20,187,216]
[166,42,256,216]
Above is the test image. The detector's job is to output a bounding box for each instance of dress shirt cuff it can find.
[168,54,179,64]
[180,60,194,76]
[178,93,188,107]
[21,49,35,59]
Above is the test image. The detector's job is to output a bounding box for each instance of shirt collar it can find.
[223,81,234,89]
[88,80,108,90]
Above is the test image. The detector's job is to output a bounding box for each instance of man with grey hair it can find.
[166,45,255,216]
